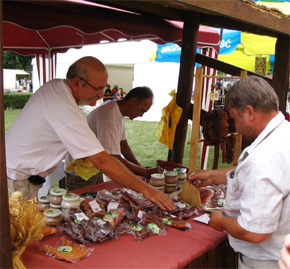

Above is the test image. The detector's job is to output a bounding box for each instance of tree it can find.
[3,51,33,71]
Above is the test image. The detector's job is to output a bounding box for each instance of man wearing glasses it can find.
[5,56,175,212]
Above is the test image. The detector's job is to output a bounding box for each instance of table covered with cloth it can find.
[22,181,238,268]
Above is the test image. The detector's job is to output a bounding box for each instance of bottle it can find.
[61,193,81,209]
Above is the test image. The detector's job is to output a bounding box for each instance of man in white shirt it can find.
[188,76,290,268]
[87,86,163,180]
[5,56,175,211]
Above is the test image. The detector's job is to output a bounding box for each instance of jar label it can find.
[147,223,161,234]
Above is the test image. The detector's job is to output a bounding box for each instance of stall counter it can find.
[22,181,238,268]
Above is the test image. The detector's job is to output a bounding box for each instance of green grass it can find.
[4,109,230,171]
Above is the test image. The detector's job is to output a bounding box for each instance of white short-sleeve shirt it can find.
[87,100,126,155]
[6,79,104,180]
[224,112,290,260]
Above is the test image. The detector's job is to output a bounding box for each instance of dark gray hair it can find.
[224,76,279,114]
[66,62,87,85]
[124,86,154,102]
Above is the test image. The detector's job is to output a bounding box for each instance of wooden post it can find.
[231,70,247,166]
[170,11,200,164]
[0,1,13,267]
[189,67,203,173]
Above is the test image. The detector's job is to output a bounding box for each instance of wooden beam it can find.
[169,11,200,164]
[271,35,290,114]
[195,53,272,84]
[0,0,13,267]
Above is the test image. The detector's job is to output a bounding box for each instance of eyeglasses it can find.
[79,77,101,92]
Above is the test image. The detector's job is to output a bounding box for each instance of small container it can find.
[61,193,81,209]
[177,179,186,190]
[164,171,178,184]
[150,173,165,187]
[38,195,50,212]
[164,183,177,193]
[50,203,62,209]
[150,184,165,192]
[44,209,63,226]
[49,188,67,205]
[173,168,187,181]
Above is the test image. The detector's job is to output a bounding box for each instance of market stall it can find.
[21,181,238,268]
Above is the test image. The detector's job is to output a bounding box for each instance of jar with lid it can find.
[164,183,177,193]
[61,193,81,209]
[38,195,50,212]
[49,188,67,205]
[150,184,165,193]
[50,203,62,209]
[173,168,187,181]
[164,171,178,184]
[44,209,63,226]
[150,173,165,187]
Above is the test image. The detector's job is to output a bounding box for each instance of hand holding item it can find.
[146,166,164,177]
[208,210,225,232]
[279,234,290,269]
[187,170,214,188]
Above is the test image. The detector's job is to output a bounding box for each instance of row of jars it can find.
[149,168,187,193]
[38,188,81,226]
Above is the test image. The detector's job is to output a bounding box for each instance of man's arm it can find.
[209,211,270,243]
[120,139,141,165]
[88,151,175,211]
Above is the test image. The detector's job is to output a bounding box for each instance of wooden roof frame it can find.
[1,1,289,267]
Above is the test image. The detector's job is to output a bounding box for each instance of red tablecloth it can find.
[22,181,227,268]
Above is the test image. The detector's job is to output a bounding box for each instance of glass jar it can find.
[61,193,81,209]
[38,195,50,212]
[150,173,165,187]
[150,184,165,192]
[164,171,178,184]
[173,168,187,181]
[44,209,63,226]
[164,183,177,193]
[49,188,67,205]
[177,179,186,190]
[50,203,62,209]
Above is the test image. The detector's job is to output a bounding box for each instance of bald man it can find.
[5,56,175,211]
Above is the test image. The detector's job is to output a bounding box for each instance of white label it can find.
[137,210,145,219]
[107,202,119,211]
[194,213,210,224]
[75,212,89,221]
[89,200,102,212]
[95,218,106,225]
[175,202,186,209]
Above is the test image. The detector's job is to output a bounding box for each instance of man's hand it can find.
[142,186,175,211]
[208,211,226,231]
[279,234,290,269]
[145,166,164,177]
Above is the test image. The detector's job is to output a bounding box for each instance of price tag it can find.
[107,202,119,211]
[194,213,210,224]
[75,212,89,221]
[89,200,102,212]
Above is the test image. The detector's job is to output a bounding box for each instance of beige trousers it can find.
[7,178,43,200]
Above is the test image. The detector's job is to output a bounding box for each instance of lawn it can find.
[4,109,230,171]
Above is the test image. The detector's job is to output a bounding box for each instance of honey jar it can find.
[44,208,63,226]
[150,173,165,187]
[38,195,50,212]
[164,171,178,184]
[49,188,67,205]
[164,183,177,193]
[61,193,81,209]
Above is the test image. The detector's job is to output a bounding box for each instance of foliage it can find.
[4,93,32,110]
[3,51,33,71]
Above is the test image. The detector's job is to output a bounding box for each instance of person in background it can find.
[103,84,112,102]
[5,56,175,211]
[114,87,124,100]
[110,84,118,97]
[279,234,290,269]
[188,76,290,268]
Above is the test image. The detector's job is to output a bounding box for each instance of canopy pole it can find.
[0,0,13,267]
[168,11,200,164]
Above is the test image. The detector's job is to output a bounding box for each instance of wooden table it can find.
[22,181,238,268]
